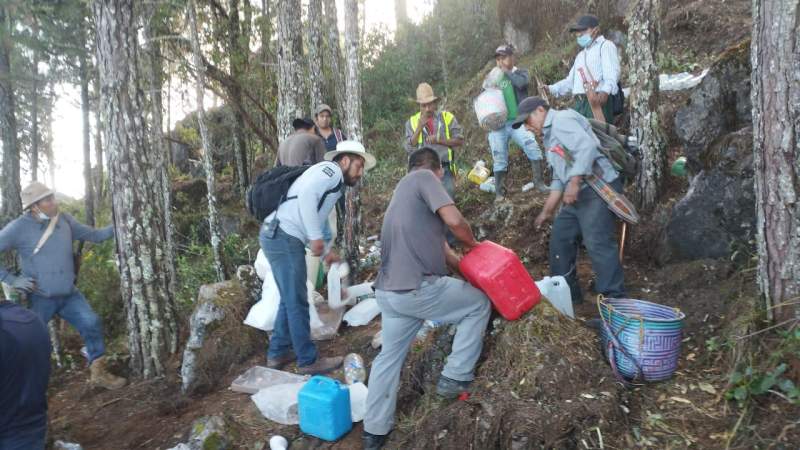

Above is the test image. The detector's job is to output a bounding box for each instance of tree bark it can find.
[30,23,40,182]
[93,70,104,201]
[189,0,226,283]
[627,0,666,210]
[395,0,409,30]
[752,0,800,322]
[276,0,305,142]
[307,0,324,113]
[0,5,22,228]
[80,48,95,226]
[145,2,179,303]
[227,0,250,194]
[323,0,347,126]
[93,0,178,378]
[343,0,363,277]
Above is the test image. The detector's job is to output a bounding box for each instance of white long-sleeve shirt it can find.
[549,36,621,97]
[265,161,343,244]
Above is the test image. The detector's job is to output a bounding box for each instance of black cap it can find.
[292,117,315,130]
[494,44,515,57]
[569,14,600,32]
[511,96,549,129]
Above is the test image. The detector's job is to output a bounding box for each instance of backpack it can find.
[588,118,640,181]
[246,165,344,221]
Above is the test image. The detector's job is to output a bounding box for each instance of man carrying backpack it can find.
[260,141,376,375]
[544,15,622,123]
[512,97,625,304]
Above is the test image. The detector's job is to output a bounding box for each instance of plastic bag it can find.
[349,382,368,422]
[474,88,507,131]
[343,297,381,326]
[482,67,505,89]
[535,276,574,319]
[252,382,306,425]
[230,366,309,394]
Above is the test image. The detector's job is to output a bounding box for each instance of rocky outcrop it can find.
[181,267,262,395]
[674,40,751,174]
[658,127,755,263]
[168,415,233,450]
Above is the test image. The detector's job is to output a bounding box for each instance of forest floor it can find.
[45,0,800,448]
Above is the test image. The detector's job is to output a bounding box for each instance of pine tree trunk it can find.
[30,39,40,182]
[80,49,96,227]
[0,5,22,228]
[323,0,347,126]
[189,0,226,283]
[93,71,105,201]
[752,0,800,322]
[627,0,666,210]
[93,0,178,378]
[276,0,305,142]
[145,4,179,307]
[343,0,363,277]
[436,21,449,101]
[395,0,408,30]
[307,0,324,113]
[260,0,272,156]
[228,0,250,194]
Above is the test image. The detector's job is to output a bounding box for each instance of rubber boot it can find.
[90,356,127,390]
[494,170,507,202]
[530,160,549,193]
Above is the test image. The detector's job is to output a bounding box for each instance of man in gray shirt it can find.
[363,148,491,450]
[277,117,327,167]
[0,182,126,390]
[512,97,625,303]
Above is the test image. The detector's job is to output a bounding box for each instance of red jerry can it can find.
[459,241,541,320]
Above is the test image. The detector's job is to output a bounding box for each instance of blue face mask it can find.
[577,33,592,48]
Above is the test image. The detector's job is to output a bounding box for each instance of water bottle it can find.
[343,353,366,385]
[479,177,496,193]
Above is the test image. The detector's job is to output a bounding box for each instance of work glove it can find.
[11,276,36,293]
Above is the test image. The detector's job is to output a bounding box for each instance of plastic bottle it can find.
[343,353,366,385]
[468,160,491,185]
[479,177,496,193]
[671,156,687,177]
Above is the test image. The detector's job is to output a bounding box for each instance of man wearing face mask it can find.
[0,182,127,390]
[545,15,621,123]
[261,141,376,375]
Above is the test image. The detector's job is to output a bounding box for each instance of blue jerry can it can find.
[298,376,352,441]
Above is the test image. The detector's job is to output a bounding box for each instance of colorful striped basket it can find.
[598,297,685,383]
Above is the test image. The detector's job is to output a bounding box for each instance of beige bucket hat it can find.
[324,140,377,170]
[21,181,56,210]
[414,82,439,104]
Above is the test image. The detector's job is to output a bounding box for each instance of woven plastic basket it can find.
[598,297,685,383]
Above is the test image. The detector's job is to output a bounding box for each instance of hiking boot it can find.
[494,170,507,202]
[296,356,343,375]
[363,431,387,450]
[266,352,296,370]
[436,375,471,399]
[90,356,127,390]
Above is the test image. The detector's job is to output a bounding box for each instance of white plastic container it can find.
[535,276,574,319]
[343,297,381,326]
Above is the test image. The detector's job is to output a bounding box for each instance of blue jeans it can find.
[29,290,105,362]
[0,423,46,450]
[549,178,626,303]
[487,121,542,173]
[259,224,318,366]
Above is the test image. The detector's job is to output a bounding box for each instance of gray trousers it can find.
[549,178,626,302]
[364,276,492,435]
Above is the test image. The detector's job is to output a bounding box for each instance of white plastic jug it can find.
[343,297,381,326]
[327,262,354,309]
[535,276,574,319]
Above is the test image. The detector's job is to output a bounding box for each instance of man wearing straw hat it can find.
[404,82,464,201]
[512,97,626,304]
[0,182,127,390]
[261,141,376,375]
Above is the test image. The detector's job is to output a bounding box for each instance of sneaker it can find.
[436,375,471,399]
[266,352,296,370]
[296,356,343,375]
[363,431,387,450]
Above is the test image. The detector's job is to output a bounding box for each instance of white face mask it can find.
[36,211,49,221]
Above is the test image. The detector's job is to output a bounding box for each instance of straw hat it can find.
[324,140,377,170]
[21,181,55,210]
[414,83,439,104]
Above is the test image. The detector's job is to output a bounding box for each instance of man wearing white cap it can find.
[0,182,127,390]
[261,141,376,375]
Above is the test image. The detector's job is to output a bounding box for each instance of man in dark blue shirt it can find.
[0,300,51,450]
[314,104,346,152]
